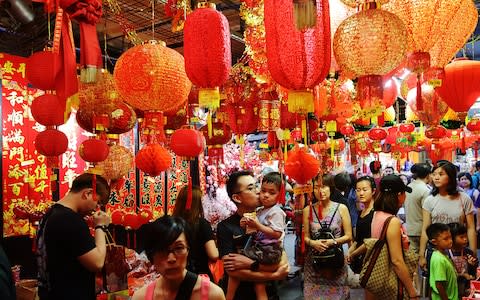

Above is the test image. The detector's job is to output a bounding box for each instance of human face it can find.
[454,233,468,249]
[432,230,453,251]
[432,167,450,189]
[80,188,100,215]
[314,180,331,202]
[459,176,471,189]
[356,180,374,204]
[383,168,394,176]
[260,182,280,208]
[233,175,260,211]
[400,175,408,186]
[153,233,189,281]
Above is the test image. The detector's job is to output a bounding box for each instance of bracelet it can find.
[94,225,108,232]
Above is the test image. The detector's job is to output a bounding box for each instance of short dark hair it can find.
[369,161,382,174]
[385,166,395,171]
[458,172,473,185]
[410,163,432,179]
[356,176,376,190]
[431,161,459,196]
[334,172,351,193]
[426,223,450,241]
[262,172,282,191]
[70,173,111,204]
[475,161,480,169]
[143,215,191,262]
[373,191,400,215]
[226,170,253,199]
[448,222,467,242]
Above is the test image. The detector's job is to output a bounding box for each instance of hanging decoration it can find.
[76,101,136,135]
[292,0,317,30]
[170,127,205,160]
[135,144,172,177]
[284,147,320,184]
[224,103,260,134]
[184,2,231,110]
[96,144,133,181]
[265,0,331,114]
[35,129,69,168]
[407,84,449,126]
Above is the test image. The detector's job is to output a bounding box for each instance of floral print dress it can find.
[304,203,349,299]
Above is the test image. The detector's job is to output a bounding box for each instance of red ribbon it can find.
[186,175,193,210]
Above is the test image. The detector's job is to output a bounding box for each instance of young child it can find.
[447,222,478,297]
[426,223,458,300]
[226,172,286,300]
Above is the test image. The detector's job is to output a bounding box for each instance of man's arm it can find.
[77,211,110,272]
[435,281,449,300]
[223,251,289,282]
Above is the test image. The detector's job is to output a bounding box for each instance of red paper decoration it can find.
[76,102,136,134]
[96,144,133,180]
[368,128,387,141]
[224,103,260,134]
[113,40,191,112]
[31,94,65,126]
[184,2,231,109]
[425,125,448,140]
[407,84,448,126]
[436,59,480,119]
[467,118,480,134]
[340,124,355,137]
[135,144,172,177]
[170,127,205,159]
[265,0,331,113]
[284,148,320,184]
[26,50,58,90]
[200,122,233,146]
[79,139,110,163]
[311,129,329,143]
[399,123,415,134]
[35,129,68,157]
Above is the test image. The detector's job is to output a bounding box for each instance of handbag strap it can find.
[175,271,198,300]
[360,215,395,288]
[312,202,340,228]
[200,274,210,300]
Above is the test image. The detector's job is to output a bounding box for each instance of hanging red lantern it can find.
[200,122,232,147]
[224,103,260,134]
[114,40,191,112]
[111,210,126,225]
[31,94,65,126]
[340,123,355,137]
[280,101,297,129]
[170,126,205,159]
[284,147,320,184]
[78,71,122,116]
[35,129,68,167]
[96,144,133,180]
[407,84,449,126]
[382,77,399,108]
[399,123,415,134]
[135,144,172,177]
[311,129,329,143]
[436,59,480,120]
[368,128,387,141]
[265,0,331,113]
[26,50,58,90]
[79,139,110,163]
[123,213,142,230]
[467,118,480,134]
[385,126,399,145]
[184,2,231,109]
[425,125,448,140]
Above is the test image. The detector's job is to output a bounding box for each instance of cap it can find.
[380,175,412,193]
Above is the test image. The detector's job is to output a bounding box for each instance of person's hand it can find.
[223,253,254,272]
[419,256,427,271]
[93,211,110,227]
[311,239,330,253]
[240,217,247,228]
[467,253,478,266]
[244,217,260,229]
[345,255,352,264]
[272,263,289,280]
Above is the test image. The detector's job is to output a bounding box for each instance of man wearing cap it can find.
[405,163,432,252]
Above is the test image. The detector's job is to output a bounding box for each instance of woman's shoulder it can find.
[131,282,150,300]
[192,276,225,300]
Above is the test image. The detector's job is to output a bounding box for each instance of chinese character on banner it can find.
[166,152,190,216]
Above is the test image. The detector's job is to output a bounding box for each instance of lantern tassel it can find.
[207,113,213,138]
[278,178,286,205]
[416,73,423,111]
[288,90,314,114]
[301,119,307,146]
[199,87,220,110]
[293,0,317,30]
[186,175,193,210]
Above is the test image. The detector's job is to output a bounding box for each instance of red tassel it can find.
[397,159,401,172]
[186,176,193,210]
[461,133,466,153]
[278,179,286,205]
[416,74,423,111]
[363,162,367,174]
[301,230,305,253]
[92,174,97,202]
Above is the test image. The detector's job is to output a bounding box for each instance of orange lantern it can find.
[184,2,231,109]
[113,40,191,112]
[78,71,121,116]
[333,4,407,108]
[135,144,172,177]
[284,147,320,184]
[76,102,136,134]
[96,144,133,181]
[265,0,331,113]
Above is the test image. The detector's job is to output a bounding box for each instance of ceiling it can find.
[0,0,479,69]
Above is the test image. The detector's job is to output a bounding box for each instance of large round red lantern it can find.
[311,129,329,143]
[265,0,331,113]
[113,40,191,112]
[135,144,172,177]
[170,127,205,159]
[368,128,387,141]
[436,59,480,120]
[31,94,65,126]
[35,129,68,157]
[425,125,448,140]
[76,102,136,134]
[340,124,355,137]
[79,139,110,163]
[467,118,480,134]
[399,123,415,134]
[96,144,133,180]
[26,50,58,90]
[284,147,320,184]
[184,2,231,109]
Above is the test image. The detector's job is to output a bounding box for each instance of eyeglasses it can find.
[233,183,259,194]
[158,245,189,259]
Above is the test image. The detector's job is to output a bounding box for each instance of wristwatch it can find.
[95,225,108,232]
[250,260,260,272]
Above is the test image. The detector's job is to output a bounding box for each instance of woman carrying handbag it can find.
[303,174,352,299]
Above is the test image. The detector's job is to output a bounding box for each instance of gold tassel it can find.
[199,87,220,110]
[293,0,317,30]
[64,93,79,122]
[301,119,307,146]
[288,90,314,113]
[207,113,213,138]
[80,66,98,83]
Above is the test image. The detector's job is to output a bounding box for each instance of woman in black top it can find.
[173,186,219,281]
[347,176,376,278]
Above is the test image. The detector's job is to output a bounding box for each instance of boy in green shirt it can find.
[427,223,458,300]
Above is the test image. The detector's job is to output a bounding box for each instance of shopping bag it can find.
[103,231,129,292]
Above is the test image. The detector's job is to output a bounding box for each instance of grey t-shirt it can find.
[422,191,473,224]
[405,179,431,236]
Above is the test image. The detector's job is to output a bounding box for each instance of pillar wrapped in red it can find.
[184,2,231,109]
[265,0,331,113]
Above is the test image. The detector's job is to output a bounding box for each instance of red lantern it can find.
[311,129,329,143]
[368,128,387,141]
[96,145,133,180]
[385,126,399,144]
[135,144,172,177]
[111,210,126,225]
[284,147,320,184]
[399,123,415,134]
[425,125,448,140]
[184,2,231,109]
[35,129,68,156]
[200,122,232,147]
[340,124,355,137]
[407,84,449,126]
[382,78,399,108]
[76,102,136,134]
[138,209,154,224]
[436,59,480,119]
[265,0,331,113]
[26,50,58,90]
[79,139,110,163]
[31,94,65,126]
[224,103,260,134]
[123,213,142,230]
[467,118,480,134]
[113,40,191,112]
[170,127,205,159]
